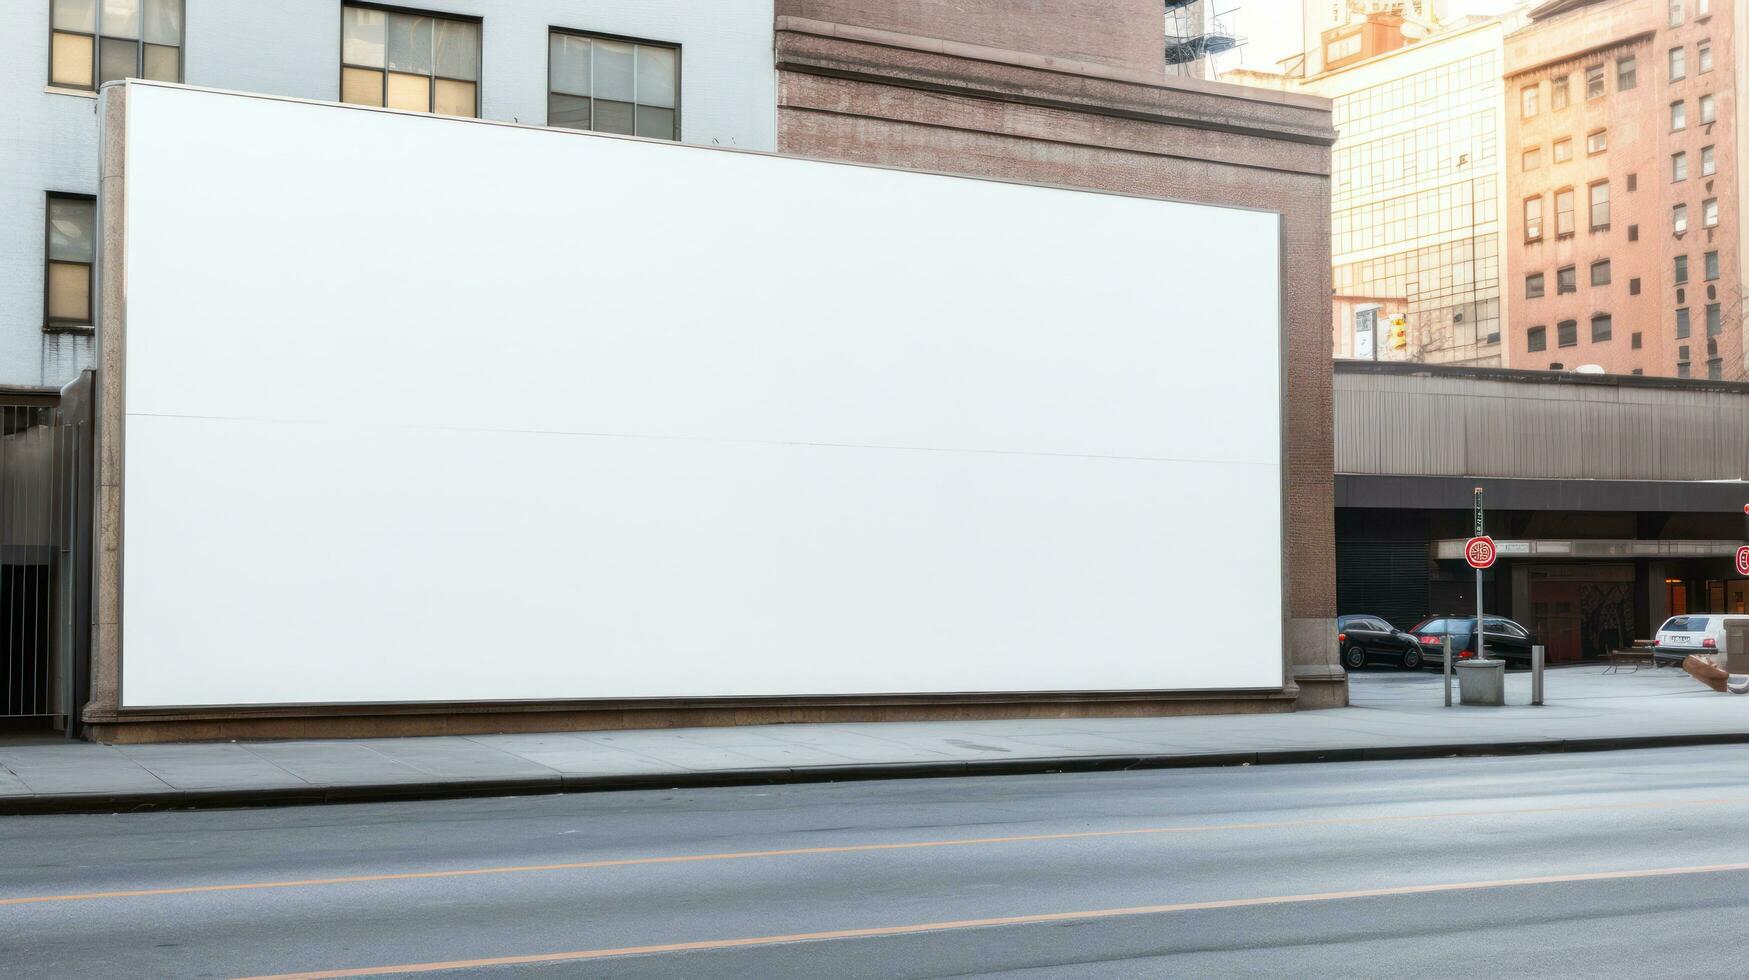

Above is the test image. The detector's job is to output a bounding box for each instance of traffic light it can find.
[1387,314,1408,350]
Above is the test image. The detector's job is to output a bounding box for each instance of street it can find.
[4,745,1749,978]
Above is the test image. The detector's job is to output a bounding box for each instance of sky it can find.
[1226,0,1311,73]
[1217,0,1535,75]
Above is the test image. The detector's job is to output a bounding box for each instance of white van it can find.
[1654,615,1749,665]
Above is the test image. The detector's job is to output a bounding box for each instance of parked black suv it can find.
[1407,616,1538,669]
[1336,615,1423,670]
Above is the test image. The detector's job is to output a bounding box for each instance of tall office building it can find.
[1505,0,1742,379]
[1228,8,1525,364]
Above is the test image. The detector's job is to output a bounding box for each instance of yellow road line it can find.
[234,860,1749,979]
[5,795,1747,908]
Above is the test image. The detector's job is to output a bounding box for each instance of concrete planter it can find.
[1455,659,1506,706]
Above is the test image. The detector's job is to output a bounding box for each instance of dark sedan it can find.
[1408,615,1538,669]
[1336,615,1424,670]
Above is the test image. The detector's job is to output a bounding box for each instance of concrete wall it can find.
[0,0,775,388]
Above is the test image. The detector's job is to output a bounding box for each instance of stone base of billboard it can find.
[81,692,1298,744]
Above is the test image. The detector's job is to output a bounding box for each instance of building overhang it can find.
[1433,538,1746,561]
[1338,474,1749,514]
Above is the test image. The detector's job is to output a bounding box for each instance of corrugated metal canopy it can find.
[1335,362,1749,483]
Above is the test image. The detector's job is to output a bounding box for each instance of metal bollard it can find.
[1444,635,1452,707]
[1532,644,1544,706]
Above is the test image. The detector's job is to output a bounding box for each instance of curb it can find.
[9,732,1749,816]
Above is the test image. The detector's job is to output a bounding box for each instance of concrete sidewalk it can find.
[5,665,1747,814]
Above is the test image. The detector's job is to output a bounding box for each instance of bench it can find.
[1605,645,1658,673]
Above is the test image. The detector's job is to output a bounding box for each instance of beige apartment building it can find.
[1505,0,1741,378]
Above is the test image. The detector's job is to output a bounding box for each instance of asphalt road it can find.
[5,745,1749,978]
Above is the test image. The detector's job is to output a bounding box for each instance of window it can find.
[1699,39,1713,73]
[1591,315,1612,342]
[1700,94,1716,123]
[1326,33,1361,62]
[44,193,95,329]
[1628,224,1639,241]
[1557,320,1578,347]
[1589,181,1610,229]
[1521,85,1539,118]
[1670,46,1686,81]
[1708,303,1723,335]
[49,0,183,89]
[1671,0,1684,26]
[1551,76,1570,110]
[1673,151,1688,181]
[1672,100,1687,130]
[1700,0,1711,14]
[1524,196,1543,241]
[1527,326,1547,352]
[1556,187,1576,236]
[1632,332,1643,349]
[1553,137,1573,163]
[1526,273,1545,298]
[1709,360,1723,381]
[1628,173,1638,191]
[1706,250,1719,280]
[1588,129,1608,154]
[1557,266,1576,293]
[1677,307,1691,338]
[549,30,681,140]
[1591,260,1611,286]
[1703,197,1718,226]
[1701,145,1715,176]
[1678,363,1692,378]
[1522,147,1541,171]
[1617,55,1637,91]
[1674,203,1689,233]
[340,5,480,117]
[1676,254,1690,283]
[1630,278,1642,295]
[1586,63,1605,99]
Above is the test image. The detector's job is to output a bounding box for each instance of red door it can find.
[1530,580,1583,662]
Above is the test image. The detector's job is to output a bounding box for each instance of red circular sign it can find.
[1466,536,1497,569]
[1737,545,1749,577]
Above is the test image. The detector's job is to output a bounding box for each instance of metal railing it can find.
[0,373,93,736]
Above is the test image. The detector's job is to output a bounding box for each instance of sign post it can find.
[1455,491,1504,706]
[1741,504,1748,580]
[1444,635,1452,707]
[1469,487,1491,665]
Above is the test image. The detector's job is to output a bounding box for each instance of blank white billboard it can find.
[117,82,1282,707]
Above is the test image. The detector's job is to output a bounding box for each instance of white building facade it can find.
[2,0,777,387]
